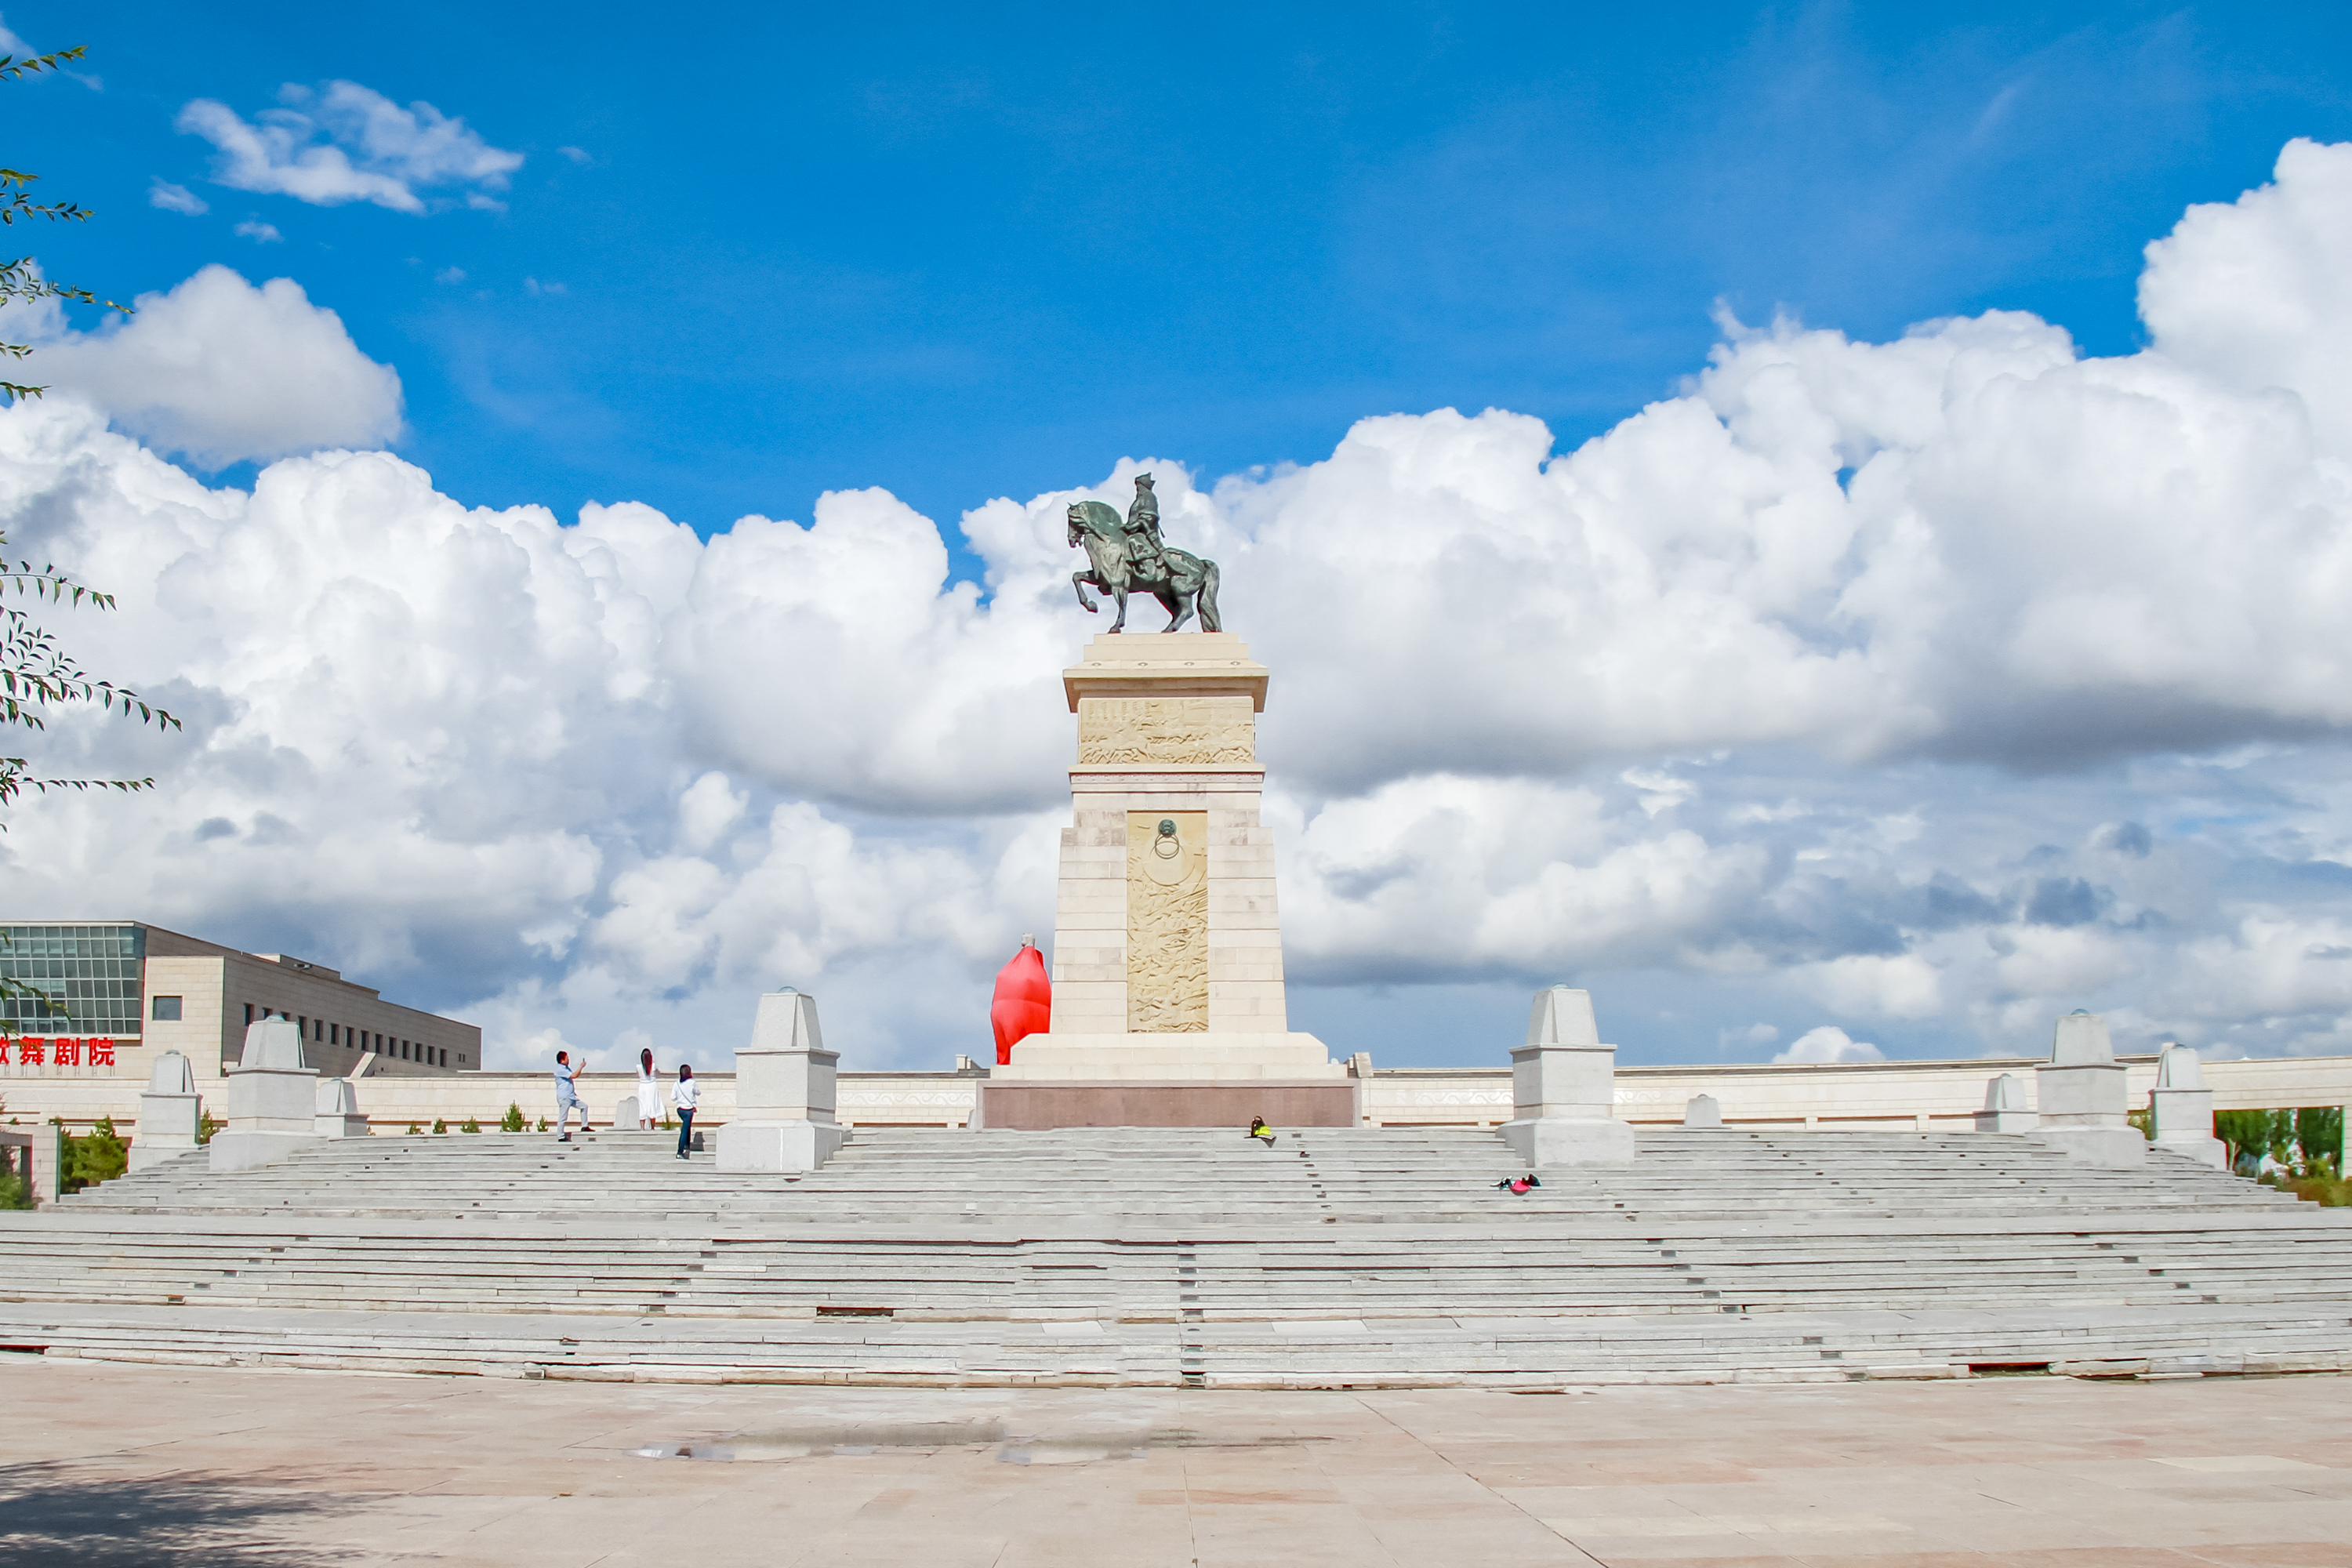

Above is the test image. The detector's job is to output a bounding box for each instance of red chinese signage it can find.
[0,1037,118,1067]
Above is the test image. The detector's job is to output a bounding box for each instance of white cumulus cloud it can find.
[2,264,401,466]
[1774,1026,1884,1064]
[11,143,2352,1069]
[175,80,523,214]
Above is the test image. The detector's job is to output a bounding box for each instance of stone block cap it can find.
[748,987,827,1055]
[147,1050,194,1094]
[1063,631,1269,713]
[315,1077,358,1115]
[1983,1072,2029,1111]
[1527,985,1601,1049]
[2155,1042,2207,1090]
[238,1014,308,1072]
[2049,1010,2115,1066]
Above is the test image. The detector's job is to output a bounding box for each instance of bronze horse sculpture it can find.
[1066,475,1222,633]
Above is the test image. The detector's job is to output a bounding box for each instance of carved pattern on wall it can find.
[1127,811,1208,1032]
[1079,698,1255,765]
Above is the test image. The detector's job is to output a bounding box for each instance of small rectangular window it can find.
[152,995,183,1022]
[244,1003,254,1025]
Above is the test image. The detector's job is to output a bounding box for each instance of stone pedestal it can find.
[2150,1043,2227,1170]
[1973,1072,2039,1134]
[314,1077,371,1138]
[612,1099,647,1131]
[212,1016,321,1172]
[131,1051,205,1171]
[1498,986,1635,1167]
[19,1122,64,1205]
[1681,1094,1723,1130]
[997,633,1339,1105]
[2032,1011,2145,1167]
[717,989,844,1173]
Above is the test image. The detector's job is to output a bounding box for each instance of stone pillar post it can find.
[2149,1043,2227,1170]
[130,1050,205,1171]
[1973,1073,2038,1133]
[717,988,845,1173]
[211,1015,322,1172]
[2031,1011,2144,1167]
[1681,1094,1723,1130]
[314,1076,371,1138]
[27,1121,64,1205]
[1498,986,1635,1167]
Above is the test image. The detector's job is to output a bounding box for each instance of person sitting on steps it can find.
[1496,1172,1541,1194]
[1247,1116,1276,1147]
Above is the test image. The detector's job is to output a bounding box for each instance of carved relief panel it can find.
[1078,697,1255,766]
[1127,810,1208,1033]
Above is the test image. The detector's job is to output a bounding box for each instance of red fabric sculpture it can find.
[989,940,1051,1066]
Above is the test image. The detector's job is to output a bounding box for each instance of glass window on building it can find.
[0,924,146,1036]
[151,995,183,1021]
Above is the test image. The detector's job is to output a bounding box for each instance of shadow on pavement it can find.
[0,1464,365,1566]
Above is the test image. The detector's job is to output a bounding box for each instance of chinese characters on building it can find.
[0,1037,118,1067]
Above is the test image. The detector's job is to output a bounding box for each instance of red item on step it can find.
[989,943,1052,1066]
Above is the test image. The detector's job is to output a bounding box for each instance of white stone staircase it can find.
[2,1127,2345,1387]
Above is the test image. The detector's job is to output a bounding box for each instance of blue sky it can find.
[10,2,2352,1073]
[13,2,2349,546]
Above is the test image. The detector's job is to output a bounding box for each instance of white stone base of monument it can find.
[2149,1045,2225,1170]
[1493,989,1635,1167]
[612,1099,647,1131]
[717,1120,845,1173]
[994,1032,1341,1082]
[1501,1116,1637,1167]
[2033,1124,2148,1167]
[1973,1072,2037,1134]
[314,1078,370,1138]
[1682,1094,1724,1130]
[212,1017,322,1172]
[131,1091,203,1171]
[209,1130,321,1172]
[2154,1133,2227,1170]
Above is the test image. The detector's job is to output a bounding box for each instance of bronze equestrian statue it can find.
[1067,474,1222,633]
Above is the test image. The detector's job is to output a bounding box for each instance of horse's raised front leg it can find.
[1073,570,1100,615]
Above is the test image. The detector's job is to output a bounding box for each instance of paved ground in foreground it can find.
[2,1357,2348,1567]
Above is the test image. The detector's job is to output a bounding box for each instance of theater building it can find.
[0,921,477,1079]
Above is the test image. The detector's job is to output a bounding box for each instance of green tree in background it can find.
[2,46,126,404]
[55,1113,127,1193]
[500,1102,526,1132]
[2293,1107,2343,1174]
[0,42,178,887]
[2215,1109,2290,1174]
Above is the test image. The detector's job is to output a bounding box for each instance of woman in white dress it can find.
[636,1047,662,1130]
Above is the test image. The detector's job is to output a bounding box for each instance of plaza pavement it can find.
[2,1355,2347,1566]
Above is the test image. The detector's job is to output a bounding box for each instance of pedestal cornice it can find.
[1062,632,1269,713]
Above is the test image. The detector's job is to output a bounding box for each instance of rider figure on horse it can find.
[1124,474,1167,578]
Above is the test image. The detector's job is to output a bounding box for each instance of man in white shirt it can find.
[554,1051,589,1142]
